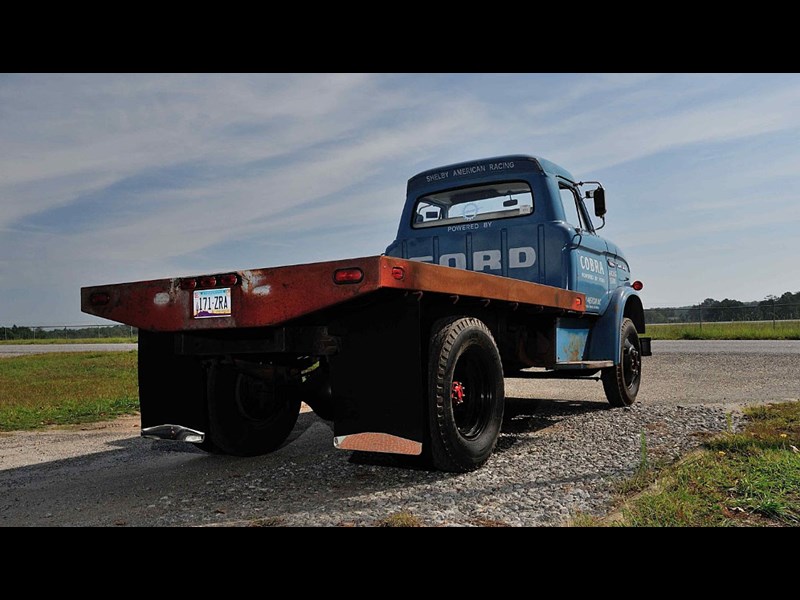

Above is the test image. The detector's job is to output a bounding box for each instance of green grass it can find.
[648,321,800,340]
[375,511,425,527]
[0,351,139,431]
[588,402,800,527]
[0,337,136,345]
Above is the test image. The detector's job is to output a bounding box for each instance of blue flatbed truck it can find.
[82,154,651,472]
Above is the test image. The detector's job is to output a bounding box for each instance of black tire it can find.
[601,318,642,407]
[204,363,301,456]
[427,317,505,472]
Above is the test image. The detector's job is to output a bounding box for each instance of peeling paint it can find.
[154,292,170,306]
[239,270,257,293]
[252,284,272,296]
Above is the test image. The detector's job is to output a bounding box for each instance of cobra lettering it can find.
[410,246,536,272]
[579,255,605,275]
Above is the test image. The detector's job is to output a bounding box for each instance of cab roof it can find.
[407,154,576,190]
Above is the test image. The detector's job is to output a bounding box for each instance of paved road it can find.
[507,339,800,406]
[3,340,798,356]
[1,340,798,526]
[0,343,137,357]
[654,340,800,354]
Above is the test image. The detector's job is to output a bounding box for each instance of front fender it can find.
[586,287,644,364]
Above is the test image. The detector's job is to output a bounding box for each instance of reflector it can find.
[333,268,364,284]
[89,292,111,306]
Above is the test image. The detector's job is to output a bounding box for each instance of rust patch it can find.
[81,255,585,332]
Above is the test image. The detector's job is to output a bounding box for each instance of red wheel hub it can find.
[451,381,466,406]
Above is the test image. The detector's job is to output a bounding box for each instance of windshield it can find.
[412,181,533,229]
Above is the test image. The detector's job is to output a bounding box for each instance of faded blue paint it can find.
[555,318,591,363]
[385,154,645,367]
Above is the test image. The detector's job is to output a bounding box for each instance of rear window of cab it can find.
[412,181,533,229]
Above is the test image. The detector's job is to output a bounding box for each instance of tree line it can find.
[1,324,137,340]
[646,291,800,324]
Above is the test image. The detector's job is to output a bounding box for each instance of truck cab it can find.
[386,154,635,317]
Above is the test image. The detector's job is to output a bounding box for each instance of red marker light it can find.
[89,292,111,306]
[198,276,217,288]
[333,268,364,284]
[180,278,197,290]
[218,273,239,286]
[391,267,405,280]
[632,280,644,291]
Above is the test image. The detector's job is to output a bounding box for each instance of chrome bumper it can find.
[141,424,205,444]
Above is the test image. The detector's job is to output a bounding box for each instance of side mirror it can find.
[592,187,606,217]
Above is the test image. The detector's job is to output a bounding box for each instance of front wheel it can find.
[427,317,505,472]
[203,363,301,456]
[601,318,642,407]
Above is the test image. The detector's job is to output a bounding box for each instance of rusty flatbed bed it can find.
[82,255,585,332]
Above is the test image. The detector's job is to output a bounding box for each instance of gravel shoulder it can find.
[1,340,798,527]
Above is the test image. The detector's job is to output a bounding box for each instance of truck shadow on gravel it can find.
[494,397,608,453]
[347,398,608,467]
[0,400,610,526]
[503,397,608,432]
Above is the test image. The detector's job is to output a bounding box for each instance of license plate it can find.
[193,288,231,319]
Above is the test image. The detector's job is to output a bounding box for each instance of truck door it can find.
[558,182,609,313]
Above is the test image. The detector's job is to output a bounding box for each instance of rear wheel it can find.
[601,318,642,407]
[203,363,301,456]
[427,317,505,472]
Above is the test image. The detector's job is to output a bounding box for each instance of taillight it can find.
[333,268,364,284]
[632,280,644,291]
[186,273,239,289]
[391,267,405,280]
[89,292,111,306]
[218,273,239,286]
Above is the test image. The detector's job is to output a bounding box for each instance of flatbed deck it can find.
[82,255,585,332]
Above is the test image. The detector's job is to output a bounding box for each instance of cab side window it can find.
[559,184,587,231]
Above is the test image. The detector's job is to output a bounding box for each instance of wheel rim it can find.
[451,345,494,439]
[622,334,641,391]
[235,374,285,424]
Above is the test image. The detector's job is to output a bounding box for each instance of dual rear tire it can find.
[202,364,301,456]
[426,317,505,472]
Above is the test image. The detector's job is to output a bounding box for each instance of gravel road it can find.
[1,340,798,527]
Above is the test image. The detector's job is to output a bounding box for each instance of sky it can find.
[1,73,799,326]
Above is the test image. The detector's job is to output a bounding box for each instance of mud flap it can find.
[138,330,208,434]
[328,295,424,455]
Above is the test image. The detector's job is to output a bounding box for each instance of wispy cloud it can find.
[2,73,799,323]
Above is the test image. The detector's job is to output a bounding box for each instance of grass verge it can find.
[0,351,139,431]
[580,402,800,527]
[648,321,800,340]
